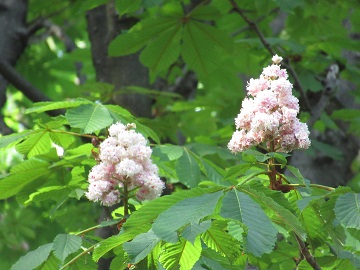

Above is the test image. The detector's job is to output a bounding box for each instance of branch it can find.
[0,60,64,116]
[228,0,312,113]
[294,234,322,270]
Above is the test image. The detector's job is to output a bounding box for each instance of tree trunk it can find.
[0,0,28,134]
[86,2,152,118]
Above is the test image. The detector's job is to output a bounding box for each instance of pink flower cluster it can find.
[85,123,164,206]
[228,55,310,153]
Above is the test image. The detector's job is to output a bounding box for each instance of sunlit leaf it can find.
[160,237,202,270]
[65,103,113,134]
[25,99,91,114]
[201,222,241,262]
[15,130,52,158]
[152,191,223,242]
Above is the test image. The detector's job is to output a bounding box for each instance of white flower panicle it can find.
[228,55,311,153]
[85,123,164,206]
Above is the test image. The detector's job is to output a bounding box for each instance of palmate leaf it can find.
[335,193,360,228]
[11,243,53,270]
[15,129,52,158]
[153,144,184,161]
[140,22,182,80]
[152,191,223,242]
[53,234,82,264]
[176,148,201,188]
[123,229,161,264]
[65,103,113,134]
[93,187,223,261]
[220,188,278,257]
[160,237,202,270]
[238,185,307,240]
[0,130,35,149]
[182,20,233,79]
[109,16,181,56]
[0,158,50,199]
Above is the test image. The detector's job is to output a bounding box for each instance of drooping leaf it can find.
[123,229,161,264]
[0,130,35,149]
[65,103,113,134]
[25,99,92,114]
[238,185,307,240]
[152,191,223,242]
[0,158,50,199]
[53,234,82,264]
[176,148,201,188]
[160,237,202,270]
[109,16,181,56]
[11,243,53,270]
[140,22,182,80]
[15,130,52,158]
[220,188,278,257]
[335,193,360,229]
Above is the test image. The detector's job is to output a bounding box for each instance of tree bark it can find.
[86,3,152,118]
[0,0,28,134]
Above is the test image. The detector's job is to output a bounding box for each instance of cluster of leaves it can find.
[0,100,358,269]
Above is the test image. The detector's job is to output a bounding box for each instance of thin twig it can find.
[294,233,322,270]
[228,0,312,113]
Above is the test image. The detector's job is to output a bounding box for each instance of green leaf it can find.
[238,185,307,240]
[53,234,82,264]
[140,23,182,80]
[11,243,53,270]
[15,130,52,158]
[0,158,50,199]
[93,187,222,261]
[220,188,278,257]
[335,193,360,228]
[109,17,181,56]
[92,233,134,262]
[24,186,69,206]
[176,148,201,188]
[224,163,253,180]
[332,109,360,121]
[65,103,113,134]
[312,140,343,160]
[123,229,161,264]
[154,144,184,161]
[181,220,211,244]
[0,130,34,149]
[201,222,241,262]
[243,149,269,162]
[25,99,91,114]
[286,165,310,188]
[152,191,223,242]
[116,0,141,15]
[182,21,225,78]
[160,237,202,270]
